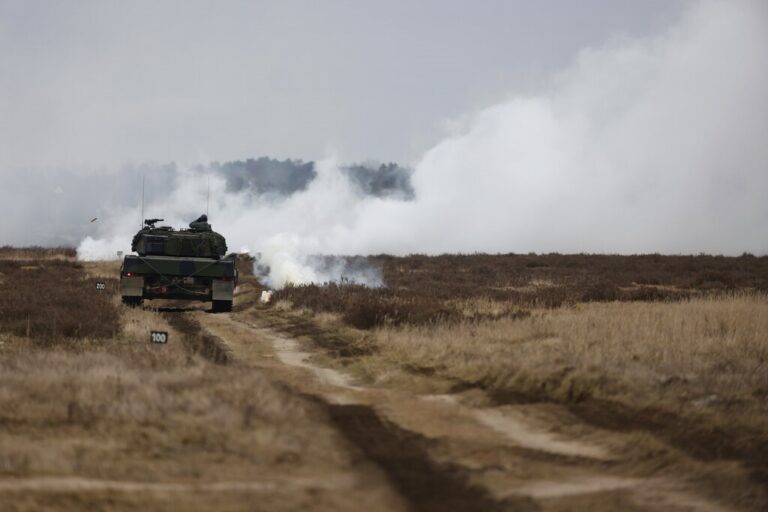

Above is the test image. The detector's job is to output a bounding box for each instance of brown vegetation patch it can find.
[0,246,76,260]
[0,259,119,341]
[272,253,768,327]
[373,252,768,300]
[274,283,527,330]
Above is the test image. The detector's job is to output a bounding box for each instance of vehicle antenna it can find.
[206,175,210,218]
[140,175,145,229]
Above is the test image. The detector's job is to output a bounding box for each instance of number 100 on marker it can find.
[150,331,168,344]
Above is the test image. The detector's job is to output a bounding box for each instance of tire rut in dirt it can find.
[323,402,536,512]
[163,312,232,364]
[195,314,529,510]
[265,313,377,360]
[407,370,768,489]
[485,387,768,489]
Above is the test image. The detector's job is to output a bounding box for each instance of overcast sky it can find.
[0,0,687,169]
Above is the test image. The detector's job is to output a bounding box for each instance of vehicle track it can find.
[324,402,522,512]
[162,308,232,363]
[192,309,756,512]
[173,310,514,512]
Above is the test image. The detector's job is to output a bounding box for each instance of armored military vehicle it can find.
[119,215,237,312]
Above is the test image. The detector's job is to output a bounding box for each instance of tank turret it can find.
[131,215,228,258]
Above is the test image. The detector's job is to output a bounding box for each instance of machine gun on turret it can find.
[144,218,164,228]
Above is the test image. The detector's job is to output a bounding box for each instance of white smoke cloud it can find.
[78,0,768,286]
[340,0,768,256]
[77,159,385,287]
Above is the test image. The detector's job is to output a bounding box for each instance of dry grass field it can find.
[0,249,385,512]
[0,258,119,340]
[264,253,768,500]
[274,253,768,327]
[355,295,768,470]
[1,248,766,511]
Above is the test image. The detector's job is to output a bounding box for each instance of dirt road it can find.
[189,307,756,512]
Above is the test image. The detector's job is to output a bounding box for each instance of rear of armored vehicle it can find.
[120,255,237,312]
[120,219,237,312]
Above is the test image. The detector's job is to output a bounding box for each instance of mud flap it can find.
[120,276,144,297]
[212,280,234,301]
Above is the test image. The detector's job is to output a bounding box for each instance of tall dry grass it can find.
[365,294,768,427]
[0,306,351,487]
[0,254,351,494]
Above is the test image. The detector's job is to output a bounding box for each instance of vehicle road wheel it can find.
[121,296,143,307]
[212,300,232,313]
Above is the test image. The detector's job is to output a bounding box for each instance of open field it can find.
[259,253,768,509]
[0,250,401,511]
[0,248,766,511]
[353,296,768,474]
[0,257,119,340]
[274,253,768,327]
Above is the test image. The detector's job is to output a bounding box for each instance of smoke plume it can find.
[75,0,768,287]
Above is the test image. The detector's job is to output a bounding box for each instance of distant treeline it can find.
[210,157,414,199]
[0,156,414,247]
